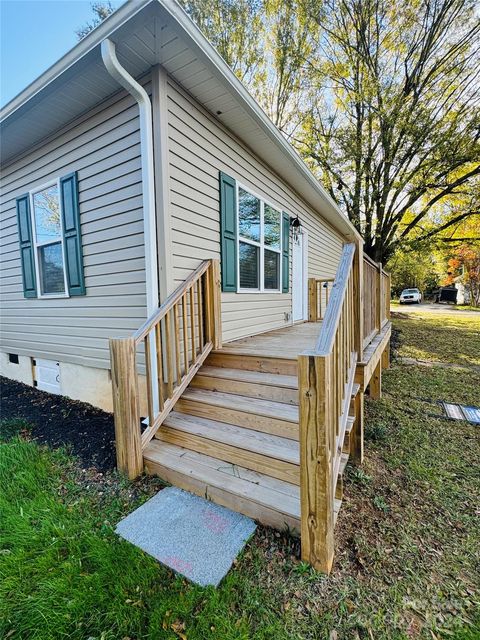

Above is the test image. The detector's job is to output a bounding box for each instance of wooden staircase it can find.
[143,351,359,533]
[110,247,391,572]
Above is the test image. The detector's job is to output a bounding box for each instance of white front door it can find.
[292,231,307,322]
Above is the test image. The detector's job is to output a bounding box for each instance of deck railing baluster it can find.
[110,260,222,475]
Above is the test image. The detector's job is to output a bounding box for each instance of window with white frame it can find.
[30,182,68,296]
[238,186,282,291]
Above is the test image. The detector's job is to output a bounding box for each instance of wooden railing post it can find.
[308,278,317,321]
[385,272,391,320]
[109,337,143,479]
[298,352,335,573]
[376,262,383,330]
[211,259,222,350]
[353,242,364,359]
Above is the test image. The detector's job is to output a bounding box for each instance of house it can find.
[0,0,391,572]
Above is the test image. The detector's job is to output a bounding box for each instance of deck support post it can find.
[351,390,364,464]
[381,345,390,370]
[369,360,382,399]
[109,337,143,479]
[298,352,335,574]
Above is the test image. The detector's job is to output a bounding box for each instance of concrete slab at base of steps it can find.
[116,486,256,587]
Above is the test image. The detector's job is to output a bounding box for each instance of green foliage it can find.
[387,247,442,296]
[392,311,480,365]
[181,0,480,263]
[76,2,115,40]
[179,0,265,85]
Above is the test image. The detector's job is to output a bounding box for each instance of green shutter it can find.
[16,194,37,298]
[60,172,85,296]
[282,212,290,293]
[219,172,237,292]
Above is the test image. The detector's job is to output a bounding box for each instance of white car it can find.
[399,288,422,304]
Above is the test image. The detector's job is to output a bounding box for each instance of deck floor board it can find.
[221,322,322,359]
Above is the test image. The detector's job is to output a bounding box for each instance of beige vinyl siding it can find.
[166,78,344,343]
[0,87,148,370]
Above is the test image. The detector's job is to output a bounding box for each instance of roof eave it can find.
[0,0,154,122]
[1,0,360,242]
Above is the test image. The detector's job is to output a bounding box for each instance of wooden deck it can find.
[221,322,322,359]
[110,251,392,574]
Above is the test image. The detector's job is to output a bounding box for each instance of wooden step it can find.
[207,351,298,376]
[143,442,342,532]
[351,383,360,398]
[144,441,302,532]
[191,366,298,405]
[176,388,299,440]
[158,411,300,484]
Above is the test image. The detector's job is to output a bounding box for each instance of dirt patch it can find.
[0,376,116,472]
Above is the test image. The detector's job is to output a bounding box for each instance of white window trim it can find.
[236,182,283,294]
[29,178,70,299]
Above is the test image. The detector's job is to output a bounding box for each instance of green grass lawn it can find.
[391,310,480,366]
[1,314,480,640]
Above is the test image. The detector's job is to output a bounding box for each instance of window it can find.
[237,186,282,292]
[30,183,67,296]
[16,172,85,299]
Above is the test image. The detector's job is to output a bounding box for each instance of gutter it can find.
[101,38,160,415]
[101,38,159,317]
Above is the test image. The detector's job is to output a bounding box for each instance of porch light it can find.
[290,215,302,240]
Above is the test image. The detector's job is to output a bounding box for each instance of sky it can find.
[0,0,122,107]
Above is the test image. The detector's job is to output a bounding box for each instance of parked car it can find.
[399,288,422,304]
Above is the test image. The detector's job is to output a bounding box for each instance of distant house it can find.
[0,0,391,572]
[436,277,471,305]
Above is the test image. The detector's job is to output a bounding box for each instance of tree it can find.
[182,0,480,263]
[76,2,115,40]
[387,246,442,297]
[179,0,265,85]
[299,0,480,262]
[255,1,319,135]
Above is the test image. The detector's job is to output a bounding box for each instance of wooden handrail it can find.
[110,259,222,478]
[134,260,211,343]
[316,244,355,354]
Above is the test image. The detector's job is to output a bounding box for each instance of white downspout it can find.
[101,38,158,316]
[101,38,159,414]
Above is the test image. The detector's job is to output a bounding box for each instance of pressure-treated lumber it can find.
[369,360,382,399]
[381,344,390,369]
[210,259,222,350]
[353,240,364,359]
[191,367,298,405]
[109,337,143,479]
[350,390,364,464]
[144,441,302,531]
[298,352,335,573]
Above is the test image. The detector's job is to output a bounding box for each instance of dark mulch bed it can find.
[0,376,116,472]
